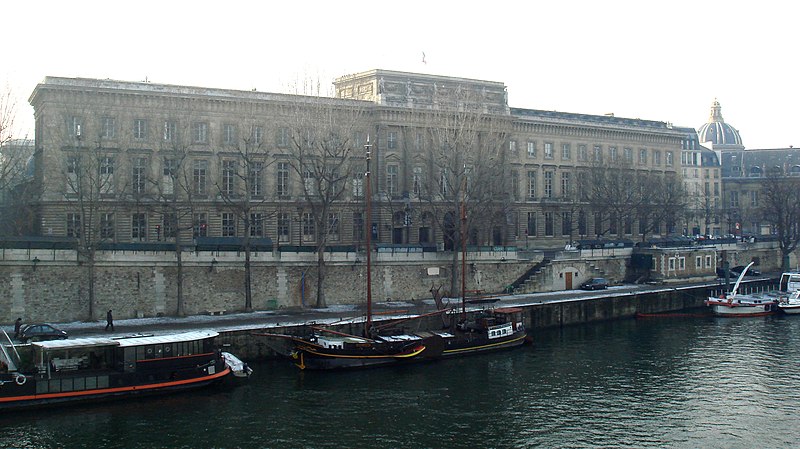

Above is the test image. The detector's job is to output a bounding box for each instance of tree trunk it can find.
[316,247,326,308]
[176,244,185,316]
[244,244,253,312]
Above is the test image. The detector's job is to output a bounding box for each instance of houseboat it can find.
[0,330,250,410]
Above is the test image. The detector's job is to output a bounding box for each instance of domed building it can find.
[697,99,744,150]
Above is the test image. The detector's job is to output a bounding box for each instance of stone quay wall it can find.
[0,248,530,323]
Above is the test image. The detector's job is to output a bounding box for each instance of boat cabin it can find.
[779,272,800,293]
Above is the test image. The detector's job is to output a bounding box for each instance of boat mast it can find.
[364,136,374,337]
[460,164,467,319]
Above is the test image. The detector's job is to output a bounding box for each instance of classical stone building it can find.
[28,69,690,249]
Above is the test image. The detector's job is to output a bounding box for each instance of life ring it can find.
[14,375,26,386]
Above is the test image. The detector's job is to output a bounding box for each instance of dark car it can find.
[580,277,609,290]
[18,323,67,343]
[730,265,761,276]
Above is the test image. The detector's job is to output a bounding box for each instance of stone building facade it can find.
[28,69,690,249]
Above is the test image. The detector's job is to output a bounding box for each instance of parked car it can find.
[731,265,761,276]
[18,323,67,343]
[580,277,609,290]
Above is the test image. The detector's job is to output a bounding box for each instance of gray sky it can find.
[5,0,798,148]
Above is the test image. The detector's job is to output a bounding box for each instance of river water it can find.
[2,315,799,448]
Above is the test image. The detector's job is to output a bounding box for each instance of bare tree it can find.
[62,118,127,320]
[761,167,800,270]
[282,79,367,308]
[151,116,199,316]
[215,114,275,312]
[0,87,36,235]
[413,86,510,294]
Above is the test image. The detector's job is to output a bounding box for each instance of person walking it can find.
[13,318,22,339]
[105,310,114,331]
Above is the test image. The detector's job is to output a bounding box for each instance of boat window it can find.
[145,346,155,359]
[164,344,173,357]
[154,344,163,358]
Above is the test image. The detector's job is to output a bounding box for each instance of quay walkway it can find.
[45,275,776,340]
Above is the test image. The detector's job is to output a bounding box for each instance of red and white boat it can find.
[705,262,779,317]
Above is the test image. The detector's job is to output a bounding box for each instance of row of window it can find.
[65,211,366,243]
[70,116,291,147]
[508,141,675,167]
[522,211,677,238]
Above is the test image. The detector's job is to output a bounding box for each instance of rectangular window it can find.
[100,157,114,194]
[729,191,739,208]
[624,148,633,163]
[544,142,553,159]
[249,162,263,197]
[222,160,236,196]
[277,213,290,243]
[666,152,674,166]
[162,213,177,240]
[250,213,264,238]
[134,119,148,140]
[193,160,208,195]
[577,145,588,161]
[352,173,364,198]
[353,212,364,242]
[252,126,263,146]
[131,213,147,241]
[696,256,703,269]
[706,255,712,267]
[750,190,758,207]
[222,213,236,237]
[303,167,315,195]
[133,157,147,194]
[544,171,553,198]
[639,149,648,165]
[526,212,536,237]
[439,168,448,196]
[387,131,397,150]
[593,146,602,161]
[223,124,237,145]
[302,212,315,242]
[609,146,617,162]
[163,120,177,142]
[412,167,422,196]
[562,212,571,236]
[162,158,176,195]
[679,257,686,270]
[578,210,587,235]
[327,213,340,241]
[509,140,517,153]
[510,170,519,201]
[669,257,676,271]
[544,212,554,236]
[66,213,81,237]
[561,143,571,160]
[527,171,536,199]
[69,116,83,138]
[101,117,116,139]
[277,127,290,147]
[192,122,208,144]
[100,213,114,239]
[193,213,208,238]
[277,162,290,197]
[561,172,571,198]
[527,141,536,158]
[653,150,661,166]
[387,165,398,197]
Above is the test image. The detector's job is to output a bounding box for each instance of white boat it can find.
[778,290,800,315]
[705,262,779,317]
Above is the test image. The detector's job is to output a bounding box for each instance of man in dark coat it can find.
[13,318,22,339]
[105,310,114,331]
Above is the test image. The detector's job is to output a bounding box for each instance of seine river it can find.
[2,315,799,448]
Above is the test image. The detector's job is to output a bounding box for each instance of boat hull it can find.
[706,298,779,317]
[779,304,800,315]
[0,365,231,411]
[439,330,528,357]
[291,343,428,370]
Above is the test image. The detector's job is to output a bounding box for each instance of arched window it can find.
[749,166,762,177]
[791,165,800,176]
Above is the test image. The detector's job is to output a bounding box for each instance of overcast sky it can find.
[4,0,797,149]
